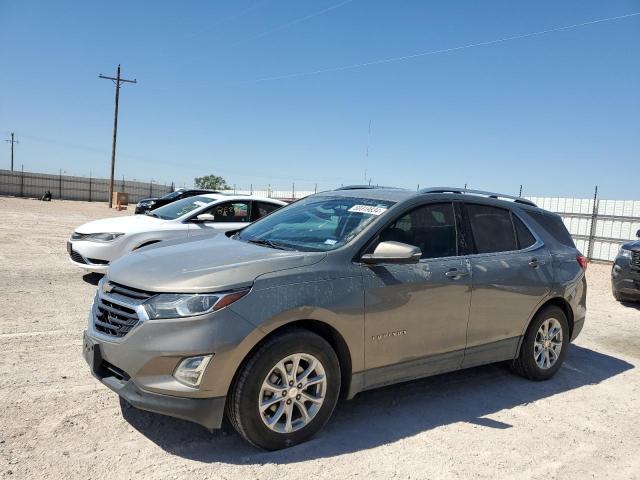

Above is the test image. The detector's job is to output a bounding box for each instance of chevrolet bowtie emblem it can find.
[102,282,114,294]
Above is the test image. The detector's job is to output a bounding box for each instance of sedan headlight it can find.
[143,290,249,320]
[619,248,632,259]
[139,200,155,206]
[83,232,124,242]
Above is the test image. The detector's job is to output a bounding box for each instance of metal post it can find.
[292,182,295,199]
[250,183,253,195]
[149,179,153,197]
[89,172,92,202]
[59,169,62,199]
[314,183,317,193]
[519,185,523,197]
[122,175,125,192]
[20,164,24,197]
[587,186,599,260]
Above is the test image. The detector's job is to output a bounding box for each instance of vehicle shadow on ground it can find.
[82,273,103,286]
[121,345,633,464]
[620,301,640,311]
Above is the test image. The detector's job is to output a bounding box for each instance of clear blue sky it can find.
[1,0,639,198]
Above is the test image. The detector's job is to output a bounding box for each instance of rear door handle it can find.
[445,269,469,278]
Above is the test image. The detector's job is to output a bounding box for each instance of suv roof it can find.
[323,185,538,208]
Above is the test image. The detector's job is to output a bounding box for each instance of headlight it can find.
[143,289,249,320]
[139,200,155,206]
[83,232,124,242]
[619,248,632,259]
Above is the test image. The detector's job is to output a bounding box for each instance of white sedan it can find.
[67,194,286,273]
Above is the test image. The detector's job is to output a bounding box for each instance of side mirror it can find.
[636,229,640,239]
[361,241,421,265]
[193,213,215,223]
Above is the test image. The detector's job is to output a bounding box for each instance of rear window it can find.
[466,204,517,253]
[526,211,575,247]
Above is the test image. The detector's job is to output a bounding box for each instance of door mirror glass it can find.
[637,229,640,239]
[361,241,421,265]
[194,213,215,222]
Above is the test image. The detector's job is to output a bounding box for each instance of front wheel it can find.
[511,306,569,381]
[226,329,341,450]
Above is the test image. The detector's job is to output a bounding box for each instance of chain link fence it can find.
[0,168,172,203]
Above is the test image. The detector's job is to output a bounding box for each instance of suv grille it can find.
[94,282,153,338]
[632,251,640,270]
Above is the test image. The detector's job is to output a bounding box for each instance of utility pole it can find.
[99,65,137,207]
[5,133,19,171]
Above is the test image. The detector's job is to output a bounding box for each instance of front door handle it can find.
[528,258,544,268]
[445,269,469,278]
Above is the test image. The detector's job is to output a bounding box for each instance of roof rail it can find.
[334,185,396,191]
[419,187,537,207]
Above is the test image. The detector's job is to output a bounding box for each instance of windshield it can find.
[161,190,184,200]
[149,195,216,220]
[237,196,395,251]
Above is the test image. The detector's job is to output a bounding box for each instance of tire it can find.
[226,328,341,450]
[511,306,569,381]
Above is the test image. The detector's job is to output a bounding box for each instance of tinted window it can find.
[526,211,575,247]
[380,203,457,259]
[212,202,251,223]
[467,204,517,253]
[254,201,281,220]
[513,214,536,249]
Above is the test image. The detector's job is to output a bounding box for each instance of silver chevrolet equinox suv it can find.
[83,186,587,450]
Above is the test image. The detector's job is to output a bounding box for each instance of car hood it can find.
[107,234,327,293]
[137,197,159,204]
[622,239,640,251]
[75,215,168,235]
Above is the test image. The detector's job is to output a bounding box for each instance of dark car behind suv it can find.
[612,229,640,302]
[135,188,219,214]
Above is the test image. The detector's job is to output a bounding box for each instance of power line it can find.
[5,133,19,171]
[99,64,137,208]
[243,11,640,83]
[231,0,356,47]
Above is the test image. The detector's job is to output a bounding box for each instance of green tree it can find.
[194,174,229,190]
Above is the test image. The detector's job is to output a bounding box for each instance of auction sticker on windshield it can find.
[348,205,388,215]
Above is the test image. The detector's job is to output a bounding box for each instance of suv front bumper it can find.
[612,259,640,300]
[83,331,226,429]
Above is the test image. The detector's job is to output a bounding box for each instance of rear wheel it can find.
[226,329,340,450]
[512,306,569,381]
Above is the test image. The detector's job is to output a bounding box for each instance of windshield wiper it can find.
[247,239,295,251]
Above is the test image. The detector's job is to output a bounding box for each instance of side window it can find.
[212,202,250,223]
[253,201,281,220]
[513,214,536,249]
[466,204,517,253]
[379,203,457,259]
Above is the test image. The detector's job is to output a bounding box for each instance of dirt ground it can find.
[0,196,638,480]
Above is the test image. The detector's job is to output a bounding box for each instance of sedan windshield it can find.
[237,196,395,251]
[149,195,216,220]
[161,190,184,200]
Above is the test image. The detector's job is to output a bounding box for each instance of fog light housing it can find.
[173,354,212,387]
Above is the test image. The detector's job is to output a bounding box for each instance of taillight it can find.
[576,254,588,270]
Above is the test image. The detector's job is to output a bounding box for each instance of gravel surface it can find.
[0,196,638,479]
